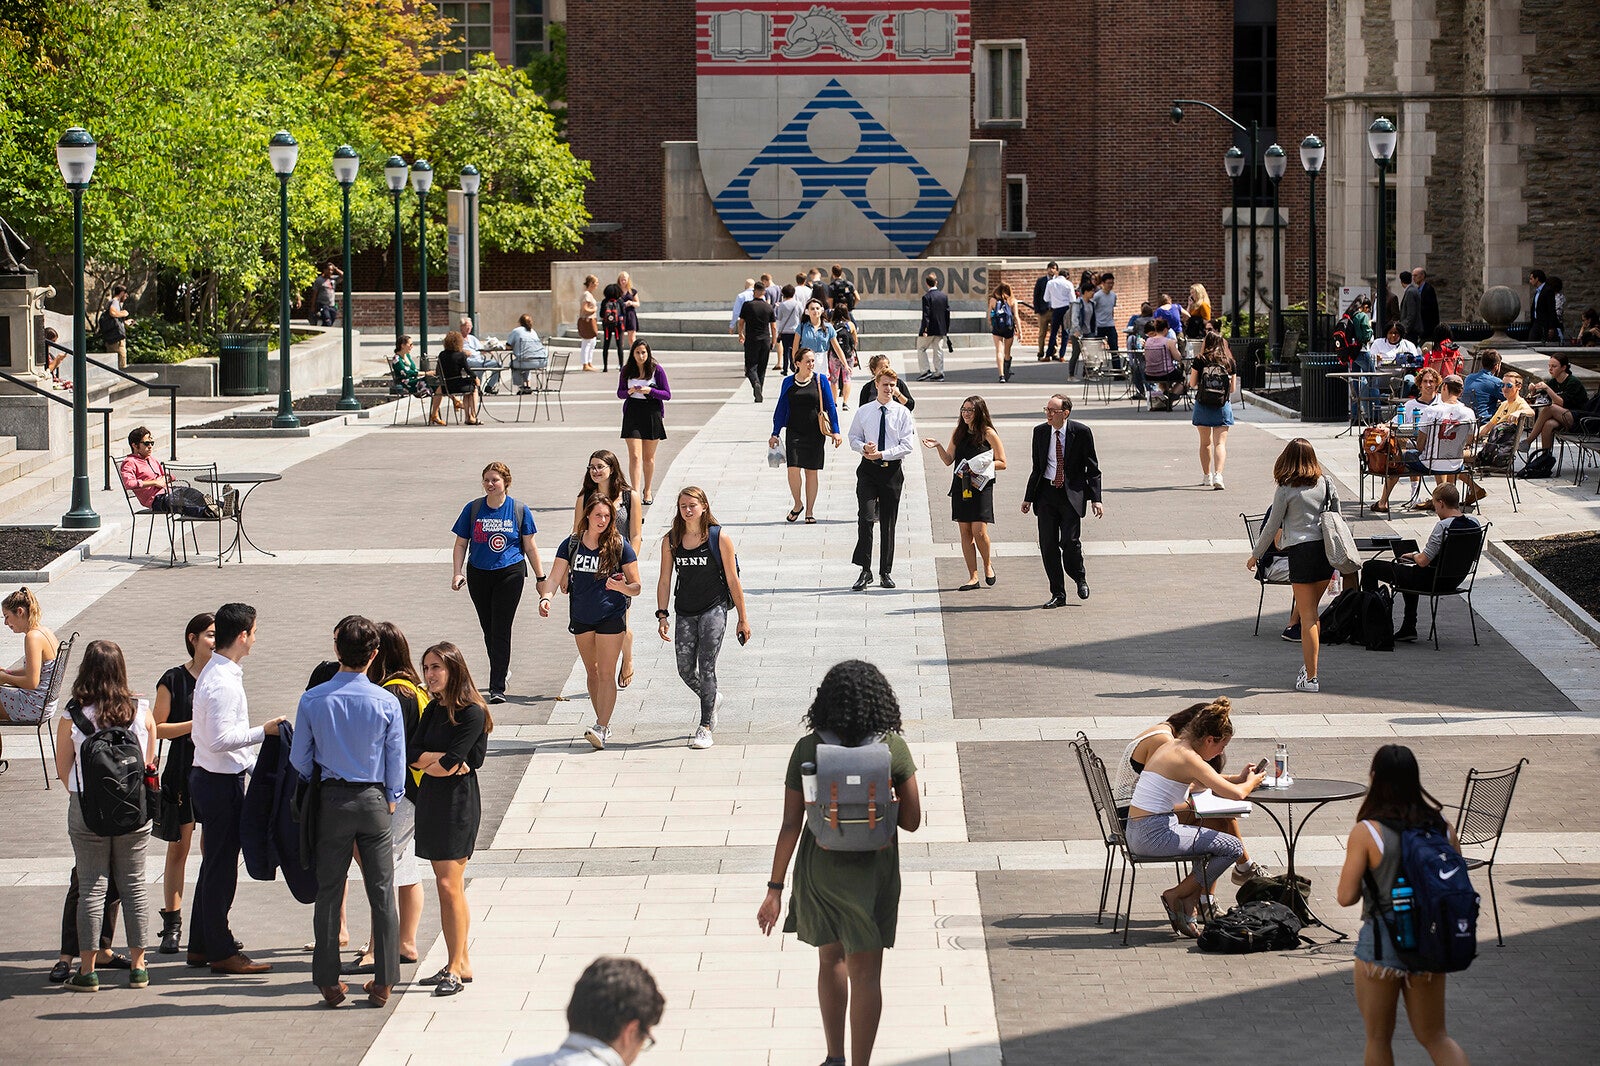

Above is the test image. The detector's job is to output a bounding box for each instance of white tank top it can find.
[1130,770,1190,814]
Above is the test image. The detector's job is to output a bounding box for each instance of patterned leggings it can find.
[674,605,727,728]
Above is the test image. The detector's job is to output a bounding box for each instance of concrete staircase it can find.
[0,370,150,524]
[546,307,994,353]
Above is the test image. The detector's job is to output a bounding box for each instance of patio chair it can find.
[164,462,239,568]
[1070,733,1120,925]
[1079,338,1113,404]
[1406,417,1476,505]
[1445,759,1528,946]
[1125,350,1149,411]
[386,357,426,426]
[1241,511,1293,635]
[0,631,76,788]
[1556,413,1600,487]
[1462,416,1530,513]
[119,460,168,559]
[532,352,572,422]
[1265,329,1299,391]
[1421,520,1490,649]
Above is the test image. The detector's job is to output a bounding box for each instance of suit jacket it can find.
[1532,284,1558,335]
[1400,285,1422,339]
[1024,420,1102,517]
[1418,282,1440,337]
[241,722,316,904]
[1032,275,1050,314]
[920,288,950,336]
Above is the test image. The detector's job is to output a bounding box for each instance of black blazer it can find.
[1418,283,1440,338]
[1024,420,1102,516]
[1532,284,1559,336]
[920,288,950,336]
[1032,275,1050,314]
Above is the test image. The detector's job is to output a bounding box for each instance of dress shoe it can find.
[1076,580,1091,600]
[1042,595,1067,609]
[879,574,896,589]
[186,951,209,968]
[364,980,391,1007]
[320,983,348,1007]
[852,569,873,591]
[210,953,271,975]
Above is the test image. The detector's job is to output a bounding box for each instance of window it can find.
[513,1,547,67]
[976,42,1026,126]
[1002,176,1029,236]
[1233,1,1277,205]
[430,2,494,73]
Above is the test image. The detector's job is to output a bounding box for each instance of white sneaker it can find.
[1212,474,1225,491]
[689,726,714,750]
[1231,859,1269,885]
[584,723,609,750]
[1203,472,1214,487]
[1294,670,1320,693]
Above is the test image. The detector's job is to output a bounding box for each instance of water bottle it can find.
[1274,742,1288,782]
[1391,876,1417,950]
[1411,406,1421,430]
[800,761,817,804]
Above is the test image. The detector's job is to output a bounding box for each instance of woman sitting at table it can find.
[1142,317,1185,410]
[1372,367,1443,513]
[1,587,63,774]
[1112,698,1269,885]
[1126,700,1265,937]
[429,331,481,426]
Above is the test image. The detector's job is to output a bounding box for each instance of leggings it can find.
[67,794,149,958]
[674,604,728,728]
[467,561,526,694]
[600,330,625,372]
[1125,812,1242,889]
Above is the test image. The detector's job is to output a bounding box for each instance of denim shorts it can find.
[1355,917,1417,976]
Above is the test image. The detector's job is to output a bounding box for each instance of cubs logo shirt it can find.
[452,496,537,572]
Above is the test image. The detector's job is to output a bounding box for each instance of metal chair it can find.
[386,358,426,426]
[1078,338,1113,404]
[119,459,165,559]
[1447,759,1528,946]
[533,352,572,422]
[0,631,76,788]
[164,462,238,568]
[1265,329,1299,391]
[1241,511,1293,635]
[1070,732,1121,925]
[1462,416,1530,513]
[1422,520,1490,649]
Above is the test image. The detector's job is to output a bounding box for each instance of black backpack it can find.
[1475,419,1517,468]
[1361,586,1395,651]
[1197,901,1307,953]
[1318,588,1366,645]
[67,698,153,837]
[829,278,858,311]
[1235,873,1313,923]
[1196,360,1231,407]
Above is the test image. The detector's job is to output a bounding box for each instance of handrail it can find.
[0,367,114,490]
[48,338,180,461]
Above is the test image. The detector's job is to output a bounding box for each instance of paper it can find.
[1190,788,1252,818]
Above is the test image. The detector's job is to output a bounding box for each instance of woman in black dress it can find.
[768,349,841,524]
[923,396,1007,590]
[411,641,490,997]
[152,611,214,954]
[618,341,670,505]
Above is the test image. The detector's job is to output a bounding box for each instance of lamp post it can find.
[1172,101,1258,337]
[333,145,360,411]
[56,127,99,530]
[1263,144,1287,352]
[1367,117,1398,336]
[411,160,434,370]
[1300,135,1325,351]
[1224,146,1245,338]
[268,130,300,429]
[384,156,408,348]
[460,164,480,328]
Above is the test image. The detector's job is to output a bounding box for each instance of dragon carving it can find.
[779,6,888,60]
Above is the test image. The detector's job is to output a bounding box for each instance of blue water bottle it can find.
[1391,876,1417,950]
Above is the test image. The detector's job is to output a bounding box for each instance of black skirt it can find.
[621,400,666,440]
[414,772,481,861]
[950,476,995,523]
[1285,540,1334,584]
[786,432,826,470]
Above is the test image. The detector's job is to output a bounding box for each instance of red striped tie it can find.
[1052,429,1065,488]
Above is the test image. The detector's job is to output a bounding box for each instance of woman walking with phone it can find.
[450,461,544,704]
[619,341,670,505]
[574,450,644,689]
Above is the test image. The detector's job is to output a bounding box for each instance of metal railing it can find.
[0,367,113,489]
[47,339,179,460]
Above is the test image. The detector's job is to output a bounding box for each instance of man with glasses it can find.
[118,426,172,511]
[507,956,664,1065]
[1022,394,1104,607]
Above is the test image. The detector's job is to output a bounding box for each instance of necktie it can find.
[878,407,888,452]
[1052,429,1065,488]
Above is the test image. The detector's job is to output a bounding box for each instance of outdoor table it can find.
[1328,369,1405,436]
[1251,777,1366,937]
[194,472,281,562]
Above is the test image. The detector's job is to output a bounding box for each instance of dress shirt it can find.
[505,1033,624,1066]
[118,453,167,507]
[848,399,917,462]
[1043,424,1067,485]
[290,671,407,804]
[1044,275,1075,309]
[729,288,753,330]
[775,298,803,335]
[191,654,263,774]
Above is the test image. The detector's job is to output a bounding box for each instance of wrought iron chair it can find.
[1446,759,1528,946]
[0,631,76,788]
[1241,512,1293,635]
[1422,521,1490,649]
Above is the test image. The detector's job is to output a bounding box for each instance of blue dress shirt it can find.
[290,671,407,804]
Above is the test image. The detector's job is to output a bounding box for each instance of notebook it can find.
[1190,789,1252,818]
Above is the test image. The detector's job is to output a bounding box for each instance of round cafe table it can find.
[194,472,281,561]
[1251,777,1367,936]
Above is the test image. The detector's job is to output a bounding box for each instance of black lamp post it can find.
[384,156,408,346]
[411,160,434,370]
[1300,135,1325,351]
[460,164,480,328]
[1224,146,1245,338]
[1264,143,1287,351]
[333,145,360,411]
[1367,117,1398,336]
[1172,101,1257,337]
[268,130,300,429]
[56,126,99,530]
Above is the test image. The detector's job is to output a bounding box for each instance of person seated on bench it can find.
[506,314,549,395]
[118,426,173,512]
[389,335,431,398]
[1142,317,1185,410]
[1359,483,1482,643]
[430,331,481,426]
[1,588,63,772]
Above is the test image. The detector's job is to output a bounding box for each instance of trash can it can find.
[218,333,266,396]
[1299,353,1345,423]
[252,335,273,394]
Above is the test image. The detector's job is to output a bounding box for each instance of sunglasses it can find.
[137,439,154,446]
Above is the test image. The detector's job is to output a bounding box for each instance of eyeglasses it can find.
[642,1031,656,1051]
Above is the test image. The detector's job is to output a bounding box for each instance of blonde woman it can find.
[1,587,62,774]
[617,271,640,348]
[1186,284,1213,337]
[576,274,600,371]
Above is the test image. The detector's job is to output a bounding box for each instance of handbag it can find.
[813,374,832,436]
[577,312,597,340]
[1320,482,1362,575]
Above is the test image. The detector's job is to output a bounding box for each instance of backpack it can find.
[66,698,153,837]
[1332,316,1361,363]
[1361,586,1395,652]
[829,278,858,311]
[1236,873,1313,923]
[1518,448,1556,479]
[1362,424,1397,476]
[99,305,126,344]
[804,730,899,851]
[1318,588,1366,645]
[1196,360,1231,407]
[600,297,622,331]
[1475,419,1517,468]
[990,299,1014,333]
[705,524,739,609]
[1364,820,1479,973]
[1197,901,1306,954]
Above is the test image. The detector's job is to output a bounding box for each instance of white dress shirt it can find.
[1043,424,1067,485]
[191,654,263,774]
[848,399,917,462]
[729,288,754,330]
[505,1033,624,1066]
[1044,275,1075,309]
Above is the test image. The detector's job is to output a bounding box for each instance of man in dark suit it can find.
[916,273,951,381]
[1398,270,1421,341]
[1022,393,1104,607]
[1529,268,1558,341]
[1414,267,1440,340]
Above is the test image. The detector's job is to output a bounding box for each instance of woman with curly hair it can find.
[757,660,922,1066]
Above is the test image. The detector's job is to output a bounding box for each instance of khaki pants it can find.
[915,334,945,376]
[109,339,126,369]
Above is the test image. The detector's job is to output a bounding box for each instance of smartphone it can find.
[737,630,748,646]
[1254,758,1269,774]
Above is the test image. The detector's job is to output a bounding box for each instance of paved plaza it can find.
[3,340,1600,1064]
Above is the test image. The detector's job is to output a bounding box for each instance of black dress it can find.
[157,664,198,825]
[948,434,996,524]
[409,702,487,861]
[785,374,827,470]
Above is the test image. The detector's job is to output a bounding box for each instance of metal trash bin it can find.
[1299,352,1345,423]
[218,333,267,396]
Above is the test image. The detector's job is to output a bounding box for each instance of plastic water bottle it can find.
[1274,742,1288,782]
[1411,406,1421,430]
[800,762,817,804]
[1391,876,1417,950]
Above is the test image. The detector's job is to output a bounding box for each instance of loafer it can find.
[851,569,873,591]
[48,959,72,984]
[210,953,271,975]
[364,980,392,1007]
[186,951,209,968]
[1076,580,1091,600]
[321,983,348,1007]
[98,951,132,970]
[433,973,466,997]
[418,966,473,986]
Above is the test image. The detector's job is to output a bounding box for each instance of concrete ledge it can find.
[129,328,356,398]
[1242,390,1300,420]
[1486,539,1600,649]
[0,522,122,583]
[178,397,402,439]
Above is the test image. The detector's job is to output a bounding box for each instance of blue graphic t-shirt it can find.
[556,536,638,624]
[451,497,536,572]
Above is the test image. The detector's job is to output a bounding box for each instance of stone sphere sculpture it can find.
[1478,285,1523,348]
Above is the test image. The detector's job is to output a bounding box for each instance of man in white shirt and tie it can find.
[847,367,918,590]
[1043,268,1076,362]
[188,602,285,974]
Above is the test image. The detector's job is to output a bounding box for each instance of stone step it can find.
[546,331,997,353]
[0,435,15,459]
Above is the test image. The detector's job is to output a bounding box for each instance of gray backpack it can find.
[805,730,899,852]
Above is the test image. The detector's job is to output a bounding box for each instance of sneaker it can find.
[1212,475,1225,491]
[1393,624,1419,643]
[584,723,608,750]
[932,373,946,381]
[1203,472,1214,487]
[488,691,507,704]
[65,972,98,993]
[1294,670,1320,693]
[516,386,534,395]
[689,726,715,750]
[1231,859,1269,886]
[128,968,150,989]
[1281,623,1301,642]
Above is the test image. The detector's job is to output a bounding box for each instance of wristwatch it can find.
[655,609,670,619]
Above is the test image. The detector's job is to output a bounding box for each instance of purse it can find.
[149,740,184,842]
[1320,482,1362,575]
[814,375,832,436]
[577,312,597,340]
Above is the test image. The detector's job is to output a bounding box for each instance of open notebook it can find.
[1191,789,1252,818]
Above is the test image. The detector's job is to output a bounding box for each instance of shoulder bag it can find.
[1320,481,1361,574]
[814,374,832,436]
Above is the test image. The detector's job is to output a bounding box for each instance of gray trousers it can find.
[314,783,399,988]
[675,604,728,728]
[66,793,149,958]
[1125,811,1243,889]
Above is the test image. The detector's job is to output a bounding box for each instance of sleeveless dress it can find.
[948,435,996,524]
[156,664,199,824]
[1,651,58,724]
[784,375,827,470]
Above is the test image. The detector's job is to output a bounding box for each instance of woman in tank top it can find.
[655,488,752,751]
[1,588,61,756]
[575,450,644,689]
[151,612,214,954]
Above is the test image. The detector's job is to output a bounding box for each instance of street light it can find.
[1224,146,1245,338]
[1300,135,1325,351]
[1173,100,1258,337]
[460,164,480,329]
[333,145,360,411]
[411,159,434,371]
[1367,117,1398,336]
[384,156,408,349]
[1264,143,1287,352]
[268,130,300,429]
[56,126,99,530]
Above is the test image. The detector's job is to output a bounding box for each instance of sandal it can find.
[1161,895,1200,939]
[804,516,817,524]
[1370,503,1389,513]
[618,663,634,689]
[418,967,472,986]
[786,508,803,523]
